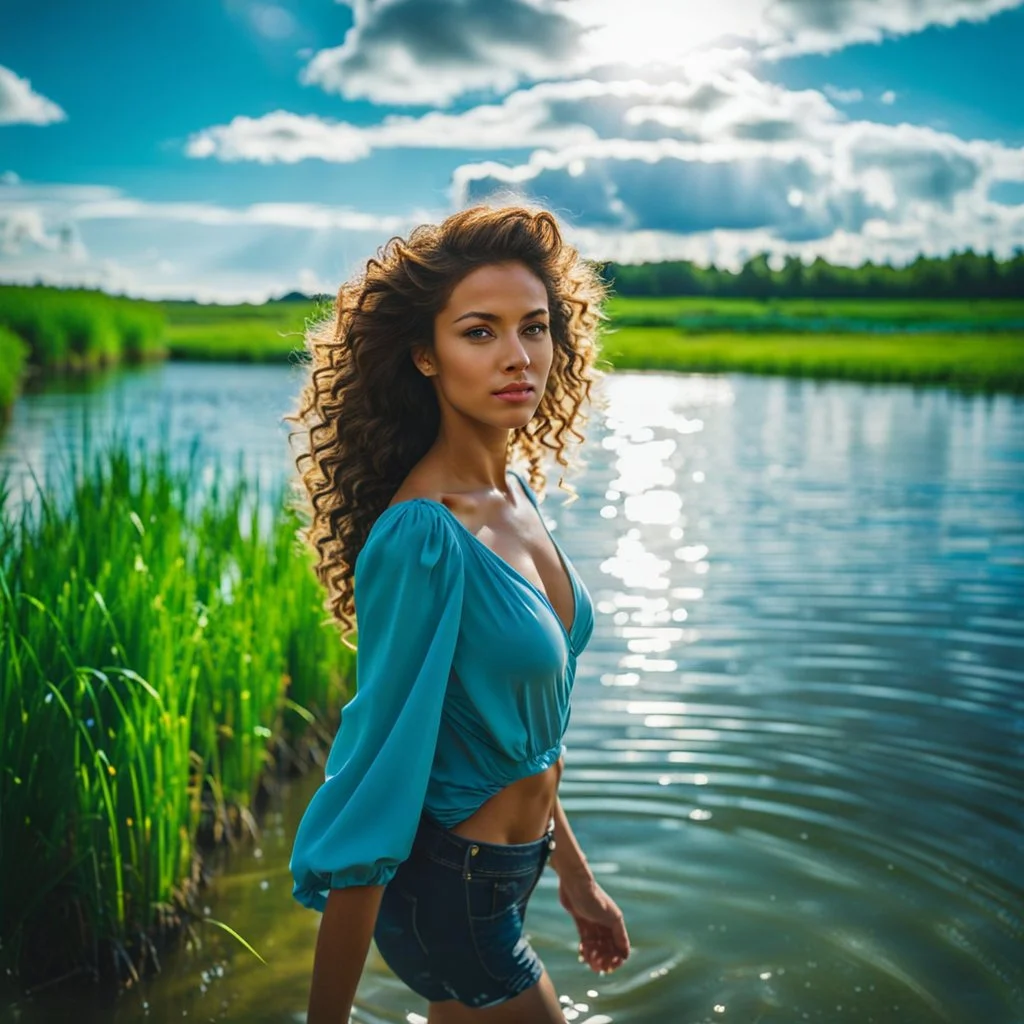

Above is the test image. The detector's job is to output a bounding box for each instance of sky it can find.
[1,0,1023,302]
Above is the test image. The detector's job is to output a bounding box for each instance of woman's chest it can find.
[455,567,571,681]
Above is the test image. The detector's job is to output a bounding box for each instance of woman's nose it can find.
[502,335,531,371]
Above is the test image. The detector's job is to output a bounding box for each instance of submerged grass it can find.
[0,424,353,990]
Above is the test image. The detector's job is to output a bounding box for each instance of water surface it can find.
[2,365,1022,1024]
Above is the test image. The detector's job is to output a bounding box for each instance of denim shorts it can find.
[373,810,556,1008]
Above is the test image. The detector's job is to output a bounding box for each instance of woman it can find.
[286,205,631,1023]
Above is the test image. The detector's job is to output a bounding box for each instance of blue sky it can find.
[2,0,1023,301]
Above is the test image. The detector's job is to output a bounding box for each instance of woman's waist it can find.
[425,745,565,839]
[436,755,563,845]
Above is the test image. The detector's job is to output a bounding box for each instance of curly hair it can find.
[283,204,608,644]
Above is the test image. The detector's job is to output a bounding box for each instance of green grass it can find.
[600,327,1024,391]
[0,286,167,370]
[162,299,325,323]
[0,286,169,422]
[164,318,310,361]
[160,298,326,362]
[0,326,30,421]
[604,296,1024,328]
[0,424,353,988]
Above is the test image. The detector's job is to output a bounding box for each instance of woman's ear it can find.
[411,346,436,377]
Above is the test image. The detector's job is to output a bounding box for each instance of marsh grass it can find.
[0,423,353,989]
[0,286,166,372]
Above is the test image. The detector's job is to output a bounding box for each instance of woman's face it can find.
[418,260,554,432]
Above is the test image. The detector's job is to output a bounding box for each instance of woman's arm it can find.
[548,794,595,885]
[548,795,631,973]
[306,884,385,1024]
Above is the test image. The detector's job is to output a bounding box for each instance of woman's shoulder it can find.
[358,496,464,573]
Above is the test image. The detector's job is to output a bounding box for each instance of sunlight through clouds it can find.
[4,0,1023,298]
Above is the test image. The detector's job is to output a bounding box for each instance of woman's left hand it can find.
[557,875,631,974]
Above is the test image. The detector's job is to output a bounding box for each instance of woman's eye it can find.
[523,323,549,336]
[465,327,491,339]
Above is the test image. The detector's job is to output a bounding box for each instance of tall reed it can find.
[0,422,353,987]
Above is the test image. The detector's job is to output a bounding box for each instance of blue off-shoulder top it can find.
[290,470,594,910]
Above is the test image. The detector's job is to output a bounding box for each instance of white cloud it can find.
[0,177,433,302]
[188,71,845,164]
[186,87,601,163]
[249,3,296,39]
[451,119,1024,263]
[824,85,864,104]
[187,112,374,164]
[758,0,1024,57]
[881,90,897,105]
[297,0,1024,107]
[300,0,588,106]
[0,65,66,126]
[563,194,1024,273]
[296,267,335,295]
[0,207,81,256]
[62,195,412,232]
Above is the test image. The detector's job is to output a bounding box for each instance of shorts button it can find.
[548,839,557,851]
[470,845,479,856]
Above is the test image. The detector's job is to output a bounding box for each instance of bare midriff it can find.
[448,756,563,845]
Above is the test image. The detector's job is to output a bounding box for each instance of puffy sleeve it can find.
[290,501,465,910]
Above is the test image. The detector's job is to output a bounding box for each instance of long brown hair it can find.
[284,204,607,643]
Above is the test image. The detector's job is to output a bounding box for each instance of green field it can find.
[600,327,1024,391]
[603,296,1024,328]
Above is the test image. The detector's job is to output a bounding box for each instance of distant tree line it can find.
[601,248,1024,299]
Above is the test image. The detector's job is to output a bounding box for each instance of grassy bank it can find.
[600,327,1024,391]
[0,286,168,420]
[4,288,1023,415]
[0,427,353,990]
[0,286,167,370]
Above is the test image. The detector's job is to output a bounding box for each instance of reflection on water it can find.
[2,365,1022,1024]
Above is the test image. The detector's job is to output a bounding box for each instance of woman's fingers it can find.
[579,935,626,973]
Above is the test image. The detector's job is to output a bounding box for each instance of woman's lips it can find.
[493,387,534,403]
